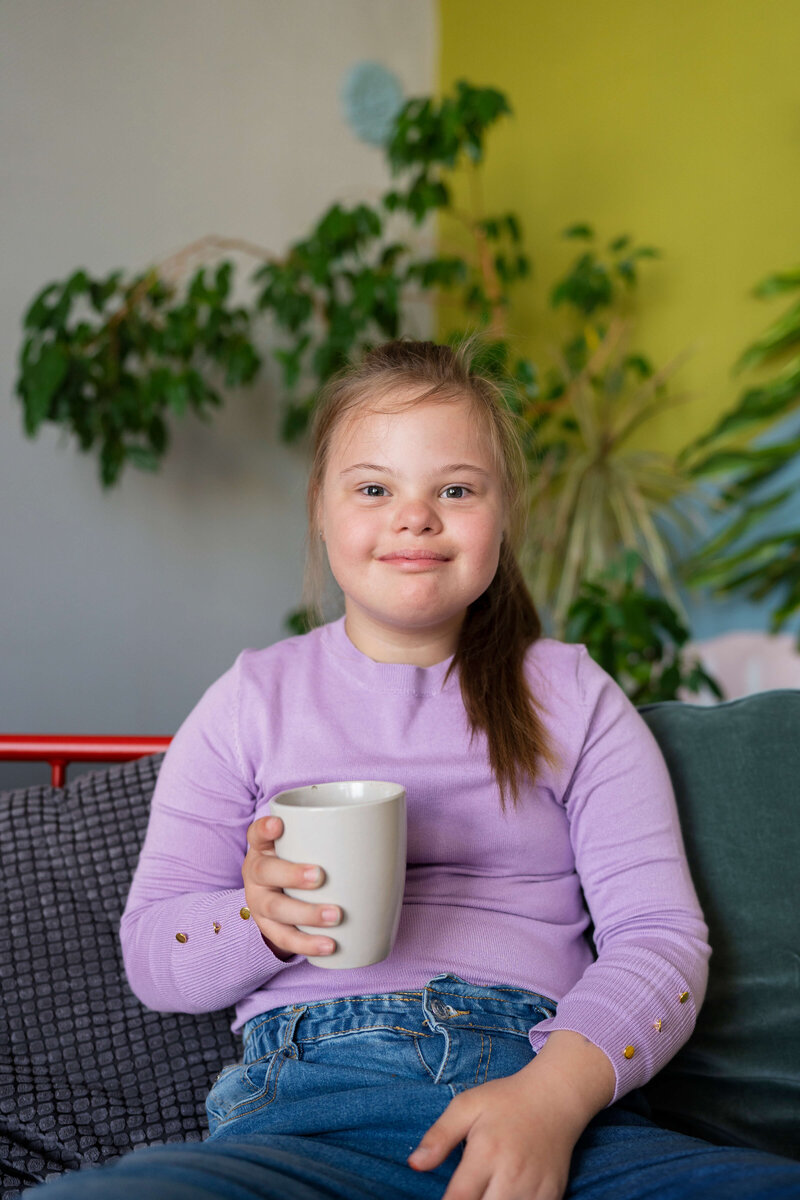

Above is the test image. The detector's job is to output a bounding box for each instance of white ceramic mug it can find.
[270,780,407,969]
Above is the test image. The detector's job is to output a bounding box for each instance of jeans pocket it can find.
[205,1050,288,1134]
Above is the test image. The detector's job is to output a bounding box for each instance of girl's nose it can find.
[393,499,442,535]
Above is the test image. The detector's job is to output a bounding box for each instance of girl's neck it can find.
[343,613,460,667]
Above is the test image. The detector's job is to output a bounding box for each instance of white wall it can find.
[0,0,437,788]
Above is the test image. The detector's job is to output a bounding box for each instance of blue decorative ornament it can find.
[340,61,405,147]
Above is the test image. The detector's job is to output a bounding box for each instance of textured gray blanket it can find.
[0,755,239,1198]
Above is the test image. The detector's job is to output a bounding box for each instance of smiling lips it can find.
[379,551,450,565]
[376,549,450,566]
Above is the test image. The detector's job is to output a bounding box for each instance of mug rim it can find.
[270,780,405,810]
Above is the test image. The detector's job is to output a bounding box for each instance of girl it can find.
[30,338,800,1200]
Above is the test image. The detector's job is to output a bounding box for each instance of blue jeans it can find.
[27,974,800,1198]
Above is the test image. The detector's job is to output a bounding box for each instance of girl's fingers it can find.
[250,851,326,891]
[409,1103,469,1171]
[246,814,282,850]
[260,889,341,931]
[245,816,324,890]
[243,813,339,956]
[260,921,338,959]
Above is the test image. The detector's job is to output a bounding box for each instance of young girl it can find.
[30,339,800,1200]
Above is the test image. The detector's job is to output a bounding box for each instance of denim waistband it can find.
[242,974,557,1059]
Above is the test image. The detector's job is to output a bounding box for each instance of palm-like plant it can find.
[516,230,698,634]
[680,266,800,642]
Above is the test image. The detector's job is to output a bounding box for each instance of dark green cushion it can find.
[639,690,800,1161]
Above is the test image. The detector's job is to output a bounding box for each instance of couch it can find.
[1,690,798,1197]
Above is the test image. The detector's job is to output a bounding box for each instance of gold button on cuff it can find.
[623,1045,635,1059]
[175,932,188,944]
[212,921,221,934]
[653,1018,663,1032]
[239,906,252,920]
[679,990,689,1004]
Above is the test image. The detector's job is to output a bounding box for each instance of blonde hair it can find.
[304,335,556,810]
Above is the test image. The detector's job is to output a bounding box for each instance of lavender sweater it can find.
[120,617,710,1102]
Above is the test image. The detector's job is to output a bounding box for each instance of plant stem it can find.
[448,159,506,338]
[157,234,276,281]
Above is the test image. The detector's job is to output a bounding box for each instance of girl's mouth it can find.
[378,552,450,569]
[379,552,450,562]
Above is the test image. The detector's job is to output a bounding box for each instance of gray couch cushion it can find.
[0,756,238,1198]
[640,690,800,1161]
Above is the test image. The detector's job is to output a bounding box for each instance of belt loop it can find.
[281,1004,308,1051]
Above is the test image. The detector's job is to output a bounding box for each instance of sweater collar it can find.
[319,616,459,697]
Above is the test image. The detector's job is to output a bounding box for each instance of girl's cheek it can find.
[335,516,375,553]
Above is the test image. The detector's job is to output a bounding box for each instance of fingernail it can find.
[318,939,335,953]
[321,907,339,924]
[304,867,321,883]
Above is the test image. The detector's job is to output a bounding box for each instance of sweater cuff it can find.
[125,888,301,1013]
[528,987,698,1104]
[170,889,299,1009]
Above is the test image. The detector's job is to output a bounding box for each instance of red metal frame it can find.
[0,735,172,787]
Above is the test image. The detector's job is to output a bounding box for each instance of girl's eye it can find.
[360,485,387,498]
[442,485,470,499]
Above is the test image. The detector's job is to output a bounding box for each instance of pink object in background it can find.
[683,631,800,703]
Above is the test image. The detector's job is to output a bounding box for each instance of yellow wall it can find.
[438,0,800,452]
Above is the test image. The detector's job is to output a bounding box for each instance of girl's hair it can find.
[304,335,556,811]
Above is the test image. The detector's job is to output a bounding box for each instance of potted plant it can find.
[680,265,800,643]
[15,76,720,698]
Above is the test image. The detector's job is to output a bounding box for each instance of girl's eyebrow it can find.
[339,462,489,478]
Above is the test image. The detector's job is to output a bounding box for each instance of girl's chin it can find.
[350,605,467,636]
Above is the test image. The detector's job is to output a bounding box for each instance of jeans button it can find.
[431,999,450,1019]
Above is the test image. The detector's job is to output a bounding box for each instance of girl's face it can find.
[319,392,506,662]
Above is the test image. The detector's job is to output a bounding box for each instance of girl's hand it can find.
[408,1031,615,1200]
[242,815,341,961]
[410,1075,578,1200]
[408,1070,577,1200]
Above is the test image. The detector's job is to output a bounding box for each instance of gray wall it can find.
[1,0,437,788]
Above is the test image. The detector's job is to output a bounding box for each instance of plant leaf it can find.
[752,268,800,298]
[22,343,69,434]
[563,223,594,240]
[735,299,800,372]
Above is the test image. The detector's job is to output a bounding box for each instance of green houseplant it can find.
[16,82,524,487]
[681,265,800,642]
[565,550,723,705]
[15,77,720,698]
[511,226,697,633]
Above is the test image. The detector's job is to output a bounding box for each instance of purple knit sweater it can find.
[120,617,710,1102]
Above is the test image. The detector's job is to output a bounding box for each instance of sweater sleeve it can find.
[119,652,302,1014]
[527,646,711,1102]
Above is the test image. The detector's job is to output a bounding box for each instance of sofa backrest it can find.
[640,689,800,1161]
[1,689,797,1195]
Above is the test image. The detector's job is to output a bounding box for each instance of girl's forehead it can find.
[331,393,489,455]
